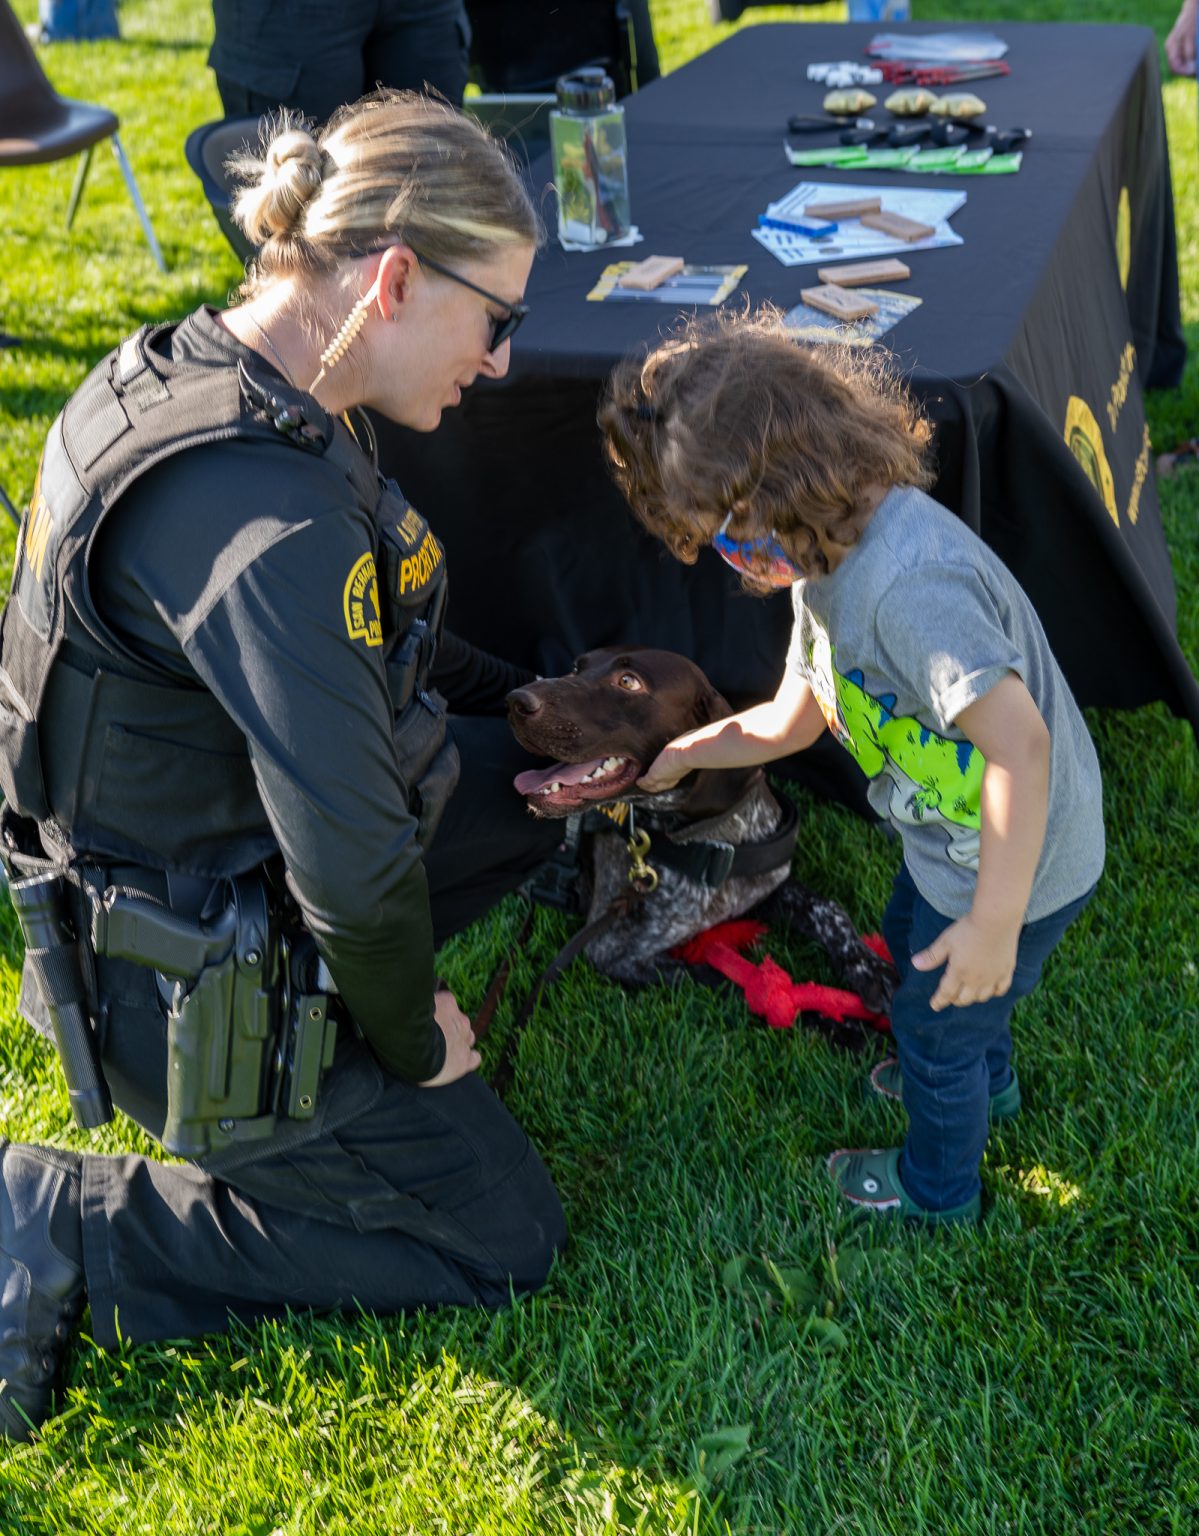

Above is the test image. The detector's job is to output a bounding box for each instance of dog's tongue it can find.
[513,758,608,796]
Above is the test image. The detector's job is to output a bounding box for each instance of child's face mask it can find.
[711,512,803,588]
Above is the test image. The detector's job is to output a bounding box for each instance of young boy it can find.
[599,311,1104,1224]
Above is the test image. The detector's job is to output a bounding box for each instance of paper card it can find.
[755,179,965,267]
[782,287,923,346]
[587,262,748,305]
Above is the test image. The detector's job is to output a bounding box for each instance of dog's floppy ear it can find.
[691,681,732,729]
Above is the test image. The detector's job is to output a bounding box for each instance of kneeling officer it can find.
[0,90,565,1441]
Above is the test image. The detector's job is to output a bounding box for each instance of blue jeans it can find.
[883,863,1095,1211]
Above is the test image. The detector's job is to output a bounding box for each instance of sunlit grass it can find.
[1,2,1198,1532]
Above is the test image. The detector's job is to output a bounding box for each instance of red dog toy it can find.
[674,920,892,1034]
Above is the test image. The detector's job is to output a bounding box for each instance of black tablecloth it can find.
[378,21,1199,784]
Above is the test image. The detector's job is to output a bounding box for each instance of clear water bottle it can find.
[550,68,632,249]
[847,0,912,18]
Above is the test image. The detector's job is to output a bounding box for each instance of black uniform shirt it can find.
[89,306,445,1082]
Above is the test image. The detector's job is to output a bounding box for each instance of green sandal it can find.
[868,1059,1022,1121]
[826,1146,981,1225]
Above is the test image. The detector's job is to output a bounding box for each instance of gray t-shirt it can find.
[786,484,1104,922]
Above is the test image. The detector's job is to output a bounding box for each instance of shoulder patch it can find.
[343,552,382,647]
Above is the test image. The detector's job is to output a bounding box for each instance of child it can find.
[599,311,1104,1225]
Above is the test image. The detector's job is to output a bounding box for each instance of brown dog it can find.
[507,645,894,1010]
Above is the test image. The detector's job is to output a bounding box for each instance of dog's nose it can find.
[506,687,543,717]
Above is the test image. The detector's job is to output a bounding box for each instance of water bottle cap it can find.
[556,68,617,113]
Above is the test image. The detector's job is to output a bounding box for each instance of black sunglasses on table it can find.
[406,243,529,351]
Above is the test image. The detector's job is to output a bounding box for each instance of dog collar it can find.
[613,793,799,890]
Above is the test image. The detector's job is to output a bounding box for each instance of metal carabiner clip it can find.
[625,809,659,894]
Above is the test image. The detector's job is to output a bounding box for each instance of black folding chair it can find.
[1,481,21,528]
[0,0,164,271]
[183,115,265,267]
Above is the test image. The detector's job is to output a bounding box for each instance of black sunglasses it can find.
[406,243,529,352]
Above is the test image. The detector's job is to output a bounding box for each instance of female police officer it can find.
[0,90,564,1440]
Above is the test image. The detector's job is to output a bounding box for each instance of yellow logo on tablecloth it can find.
[343,552,382,647]
[1116,186,1131,292]
[1064,396,1118,528]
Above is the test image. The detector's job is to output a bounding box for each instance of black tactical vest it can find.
[0,321,452,877]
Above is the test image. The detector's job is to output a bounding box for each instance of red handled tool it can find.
[875,60,1011,86]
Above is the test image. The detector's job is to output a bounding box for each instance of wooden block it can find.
[617,255,686,291]
[802,196,882,219]
[799,284,880,321]
[817,258,911,287]
[860,210,936,242]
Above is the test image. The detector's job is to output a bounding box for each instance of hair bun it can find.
[229,121,323,246]
[266,127,321,179]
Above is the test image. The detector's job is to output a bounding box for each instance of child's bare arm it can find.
[637,667,827,792]
[911,672,1051,1011]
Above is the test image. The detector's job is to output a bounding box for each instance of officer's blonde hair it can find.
[229,89,541,298]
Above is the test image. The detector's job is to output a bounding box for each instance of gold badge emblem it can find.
[343,553,382,647]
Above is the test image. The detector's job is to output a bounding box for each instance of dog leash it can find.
[485,888,646,1098]
[479,797,812,1095]
[478,812,663,1096]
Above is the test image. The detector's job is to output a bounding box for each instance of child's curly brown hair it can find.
[598,307,936,583]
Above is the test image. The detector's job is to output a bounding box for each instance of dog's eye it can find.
[617,673,643,691]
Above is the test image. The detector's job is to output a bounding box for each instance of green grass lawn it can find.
[2,2,1198,1532]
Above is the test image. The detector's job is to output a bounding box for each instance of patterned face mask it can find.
[710,512,803,588]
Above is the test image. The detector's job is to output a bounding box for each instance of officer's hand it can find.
[419,989,482,1087]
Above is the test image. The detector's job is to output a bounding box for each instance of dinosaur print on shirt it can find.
[803,628,985,870]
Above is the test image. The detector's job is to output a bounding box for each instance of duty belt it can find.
[2,809,336,1158]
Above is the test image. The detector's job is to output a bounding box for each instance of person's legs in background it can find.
[366,0,471,106]
[209,0,373,123]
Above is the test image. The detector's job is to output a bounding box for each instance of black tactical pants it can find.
[79,717,565,1346]
[210,0,471,123]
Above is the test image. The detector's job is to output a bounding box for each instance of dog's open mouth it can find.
[513,755,642,813]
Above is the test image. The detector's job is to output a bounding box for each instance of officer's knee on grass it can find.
[474,1163,567,1306]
